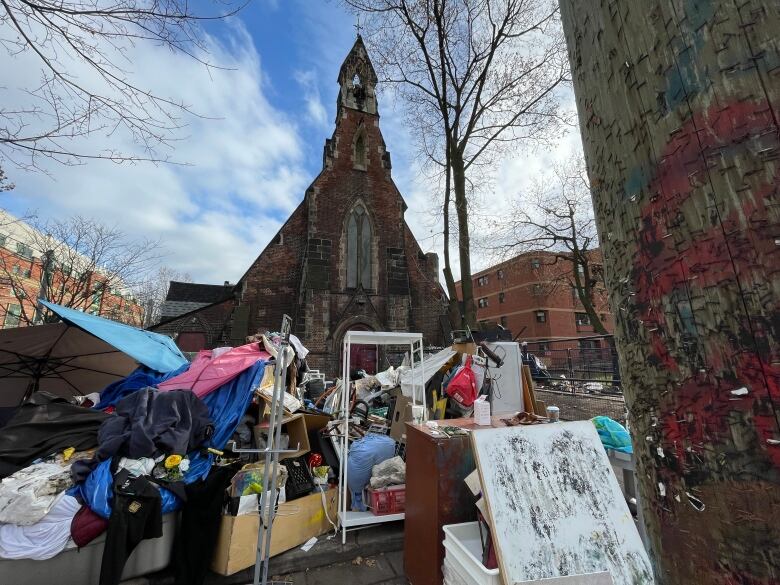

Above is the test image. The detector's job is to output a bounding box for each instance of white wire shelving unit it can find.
[338,330,426,544]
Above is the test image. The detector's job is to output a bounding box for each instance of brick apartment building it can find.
[0,210,144,328]
[152,37,447,374]
[455,250,614,349]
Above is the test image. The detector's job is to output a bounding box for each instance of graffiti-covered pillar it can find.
[560,1,780,583]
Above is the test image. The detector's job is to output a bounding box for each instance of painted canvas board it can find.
[471,421,654,585]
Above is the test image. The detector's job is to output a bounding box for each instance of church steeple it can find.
[337,36,378,115]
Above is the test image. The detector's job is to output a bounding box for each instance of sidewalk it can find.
[233,552,407,585]
[143,522,407,585]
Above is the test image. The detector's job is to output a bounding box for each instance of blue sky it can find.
[1,1,582,284]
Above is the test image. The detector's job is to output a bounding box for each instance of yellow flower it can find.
[164,455,183,469]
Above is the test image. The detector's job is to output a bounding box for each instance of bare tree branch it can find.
[0,213,163,326]
[492,155,609,333]
[1,0,247,169]
[345,0,570,328]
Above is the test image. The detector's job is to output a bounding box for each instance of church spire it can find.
[337,36,378,115]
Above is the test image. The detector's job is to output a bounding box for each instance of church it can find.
[152,37,448,375]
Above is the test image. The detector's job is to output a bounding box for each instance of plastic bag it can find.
[445,356,479,408]
[592,416,632,453]
[347,434,396,511]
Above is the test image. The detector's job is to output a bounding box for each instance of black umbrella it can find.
[0,322,137,406]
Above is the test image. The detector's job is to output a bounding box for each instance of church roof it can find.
[165,281,234,303]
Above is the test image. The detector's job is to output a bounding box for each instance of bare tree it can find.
[0,0,245,170]
[135,266,191,328]
[497,156,608,333]
[346,0,569,328]
[0,215,161,326]
[0,164,13,191]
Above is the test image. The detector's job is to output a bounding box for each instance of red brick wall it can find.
[0,247,144,328]
[455,250,614,341]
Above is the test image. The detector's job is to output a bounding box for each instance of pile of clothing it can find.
[0,341,272,585]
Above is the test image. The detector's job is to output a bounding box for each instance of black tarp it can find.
[0,391,110,478]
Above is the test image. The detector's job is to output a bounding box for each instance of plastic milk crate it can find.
[367,484,406,516]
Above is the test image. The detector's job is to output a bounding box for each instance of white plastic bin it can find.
[442,521,501,585]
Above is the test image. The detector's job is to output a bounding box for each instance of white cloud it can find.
[1,23,309,283]
[294,70,329,129]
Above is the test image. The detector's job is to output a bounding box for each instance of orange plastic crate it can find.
[367,484,406,515]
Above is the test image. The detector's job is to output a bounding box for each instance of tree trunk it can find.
[442,161,463,329]
[451,151,476,329]
[561,2,780,583]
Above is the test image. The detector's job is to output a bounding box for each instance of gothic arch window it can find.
[346,204,372,289]
[354,130,367,169]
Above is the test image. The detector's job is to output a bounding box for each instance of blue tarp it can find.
[592,416,633,454]
[40,301,187,374]
[95,365,189,410]
[78,359,267,517]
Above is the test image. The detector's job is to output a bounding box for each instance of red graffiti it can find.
[633,99,780,467]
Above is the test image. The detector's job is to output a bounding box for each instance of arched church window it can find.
[354,131,367,169]
[353,73,362,87]
[346,204,372,289]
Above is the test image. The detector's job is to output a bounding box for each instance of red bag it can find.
[445,356,479,407]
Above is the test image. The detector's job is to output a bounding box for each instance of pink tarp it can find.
[157,343,270,398]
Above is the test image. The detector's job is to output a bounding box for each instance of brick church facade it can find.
[153,37,447,374]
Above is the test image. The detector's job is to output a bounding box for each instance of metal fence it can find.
[525,336,627,424]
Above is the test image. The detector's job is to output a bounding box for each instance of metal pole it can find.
[253,315,293,585]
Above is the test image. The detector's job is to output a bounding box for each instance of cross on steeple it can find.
[354,14,363,37]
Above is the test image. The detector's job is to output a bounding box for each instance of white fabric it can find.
[0,463,72,525]
[117,457,156,478]
[289,334,309,359]
[0,495,80,560]
[399,348,457,398]
[212,346,233,358]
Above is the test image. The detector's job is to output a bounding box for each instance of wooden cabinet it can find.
[403,419,480,585]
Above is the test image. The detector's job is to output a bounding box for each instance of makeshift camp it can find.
[0,311,649,585]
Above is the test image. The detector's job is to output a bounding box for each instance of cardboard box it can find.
[389,395,413,441]
[254,413,310,460]
[211,488,339,576]
[452,342,477,355]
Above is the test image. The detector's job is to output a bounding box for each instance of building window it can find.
[500,316,508,327]
[476,275,488,287]
[499,292,505,304]
[535,310,547,323]
[497,269,504,280]
[575,312,591,326]
[532,284,543,296]
[0,234,6,247]
[478,297,489,308]
[4,304,21,328]
[12,265,20,275]
[537,342,548,352]
[16,243,32,259]
[346,204,372,289]
[531,258,541,269]
[354,130,367,169]
[23,268,31,278]
[580,339,600,350]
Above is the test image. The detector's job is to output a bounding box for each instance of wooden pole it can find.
[559,2,780,583]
